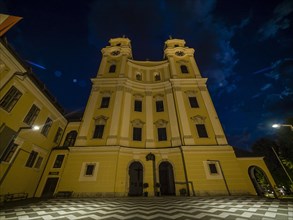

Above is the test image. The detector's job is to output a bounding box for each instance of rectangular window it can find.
[41,117,53,137]
[34,156,43,169]
[208,163,218,174]
[189,97,199,108]
[133,127,142,141]
[134,100,142,112]
[180,65,189,73]
[25,150,38,168]
[53,155,65,168]
[0,86,22,112]
[54,127,63,143]
[93,125,104,138]
[196,124,208,138]
[158,128,167,141]
[0,126,17,161]
[1,143,18,162]
[85,164,95,176]
[156,100,164,112]
[23,104,40,125]
[100,97,110,108]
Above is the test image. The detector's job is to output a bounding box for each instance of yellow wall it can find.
[2,37,277,200]
[0,40,67,199]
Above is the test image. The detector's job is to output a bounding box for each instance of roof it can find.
[233,147,259,157]
[0,37,65,115]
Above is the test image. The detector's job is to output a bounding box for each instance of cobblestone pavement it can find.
[0,196,292,220]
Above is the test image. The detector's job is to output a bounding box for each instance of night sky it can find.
[1,0,292,150]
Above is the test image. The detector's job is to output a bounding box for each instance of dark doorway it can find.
[42,177,59,197]
[128,161,143,196]
[159,161,175,195]
[248,166,275,198]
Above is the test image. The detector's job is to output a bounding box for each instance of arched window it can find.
[93,116,108,139]
[131,119,144,141]
[154,72,161,81]
[136,73,142,81]
[63,131,77,147]
[154,95,164,112]
[180,65,189,74]
[154,119,168,141]
[191,115,208,138]
[109,64,116,73]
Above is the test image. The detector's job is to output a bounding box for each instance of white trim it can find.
[79,162,99,182]
[203,161,223,180]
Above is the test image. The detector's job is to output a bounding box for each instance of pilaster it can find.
[119,88,132,146]
[107,86,124,145]
[165,88,181,146]
[145,90,154,148]
[199,85,228,145]
[173,87,194,145]
[76,87,100,145]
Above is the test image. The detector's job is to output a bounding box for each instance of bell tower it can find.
[163,38,228,145]
[76,37,132,146]
[164,38,202,79]
[97,37,132,78]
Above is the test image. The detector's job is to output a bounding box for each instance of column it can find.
[119,87,132,146]
[97,56,107,77]
[189,56,202,78]
[145,91,154,148]
[165,88,181,146]
[107,86,124,145]
[173,87,194,145]
[75,87,99,146]
[199,85,228,145]
[119,55,127,77]
[168,56,178,78]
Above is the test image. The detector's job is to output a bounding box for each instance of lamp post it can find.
[0,125,39,185]
[271,123,293,190]
[270,147,293,184]
[146,153,157,196]
[272,124,293,131]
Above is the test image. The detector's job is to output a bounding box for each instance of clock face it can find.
[175,51,185,56]
[111,50,120,56]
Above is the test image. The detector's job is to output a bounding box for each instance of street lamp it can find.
[270,147,293,184]
[271,123,293,189]
[146,153,157,196]
[272,124,293,131]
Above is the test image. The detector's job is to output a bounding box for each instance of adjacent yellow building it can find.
[0,35,67,201]
[1,30,277,200]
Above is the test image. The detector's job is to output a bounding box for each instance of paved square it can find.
[0,196,292,219]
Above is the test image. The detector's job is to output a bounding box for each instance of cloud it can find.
[252,93,262,99]
[263,93,293,115]
[258,0,293,40]
[87,0,248,95]
[228,129,252,150]
[230,101,244,112]
[260,83,272,91]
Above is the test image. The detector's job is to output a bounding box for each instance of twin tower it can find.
[35,37,275,197]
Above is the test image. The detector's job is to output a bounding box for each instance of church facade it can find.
[0,31,276,199]
[35,37,276,197]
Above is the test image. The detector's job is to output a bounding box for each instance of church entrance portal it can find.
[128,161,143,196]
[159,161,175,195]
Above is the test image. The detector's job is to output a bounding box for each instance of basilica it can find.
[0,16,276,200]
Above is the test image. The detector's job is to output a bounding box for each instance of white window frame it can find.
[79,162,99,181]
